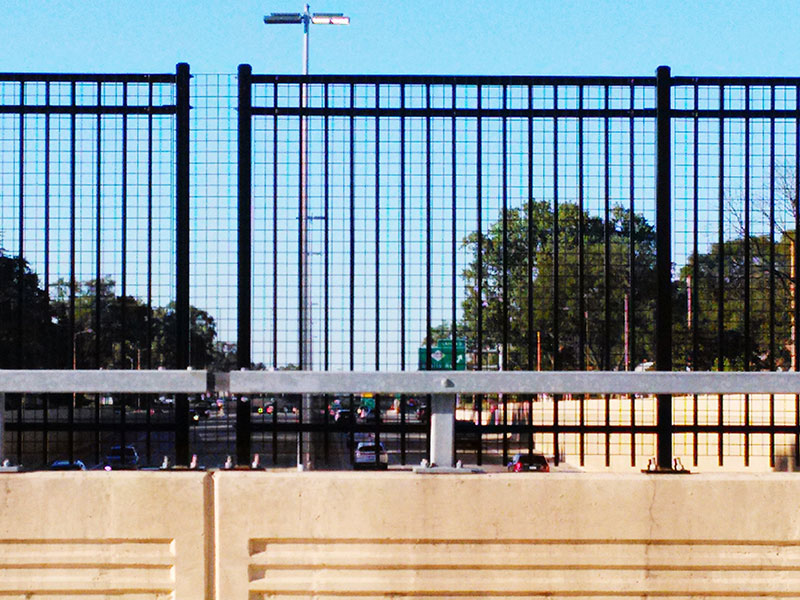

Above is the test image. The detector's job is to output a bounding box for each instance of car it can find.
[190,405,211,423]
[507,453,550,473]
[354,442,389,470]
[48,460,86,471]
[104,445,139,469]
[358,408,377,423]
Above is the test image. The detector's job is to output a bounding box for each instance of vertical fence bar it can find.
[501,87,508,465]
[94,84,103,460]
[692,83,699,466]
[603,86,611,466]
[552,84,560,466]
[272,81,279,371]
[400,83,407,464]
[769,88,776,466]
[44,82,51,368]
[121,83,129,371]
[425,84,432,460]
[655,65,673,470]
[717,84,725,466]
[17,82,24,369]
[795,87,800,466]
[476,84,483,466]
[527,84,535,455]
[425,84,432,369]
[95,85,102,370]
[629,82,637,467]
[68,81,76,464]
[603,86,611,372]
[349,83,355,372]
[744,86,751,467]
[451,84,458,371]
[324,83,330,372]
[375,83,381,372]
[629,82,637,371]
[237,64,253,466]
[578,85,586,465]
[175,62,191,466]
[147,82,154,370]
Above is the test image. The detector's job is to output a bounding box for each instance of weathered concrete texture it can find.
[0,471,211,600]
[215,472,800,599]
[2,471,800,599]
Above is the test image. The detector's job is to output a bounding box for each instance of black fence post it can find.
[655,65,673,470]
[236,64,253,466]
[175,62,191,466]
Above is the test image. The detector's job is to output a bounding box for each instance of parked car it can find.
[507,453,549,473]
[104,445,139,469]
[48,460,86,471]
[354,442,388,470]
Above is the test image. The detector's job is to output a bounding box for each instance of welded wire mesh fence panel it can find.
[670,78,800,468]
[0,69,186,467]
[242,74,662,467]
[5,68,800,470]
[4,392,176,468]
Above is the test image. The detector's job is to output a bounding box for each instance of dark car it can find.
[48,460,87,471]
[334,408,353,423]
[104,445,139,469]
[507,453,549,473]
[190,405,211,424]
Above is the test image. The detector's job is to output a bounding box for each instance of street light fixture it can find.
[264,4,349,470]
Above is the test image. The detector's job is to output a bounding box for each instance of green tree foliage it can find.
[1,259,232,369]
[460,201,658,370]
[0,254,57,368]
[676,232,796,371]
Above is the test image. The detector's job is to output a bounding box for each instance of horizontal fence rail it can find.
[5,369,800,395]
[3,370,800,471]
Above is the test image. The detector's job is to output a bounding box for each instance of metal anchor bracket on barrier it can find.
[642,456,691,474]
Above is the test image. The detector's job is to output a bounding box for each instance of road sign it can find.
[418,339,467,371]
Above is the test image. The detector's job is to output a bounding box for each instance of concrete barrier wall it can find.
[214,472,800,599]
[0,471,211,599]
[3,471,800,599]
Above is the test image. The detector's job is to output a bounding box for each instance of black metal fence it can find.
[2,65,800,470]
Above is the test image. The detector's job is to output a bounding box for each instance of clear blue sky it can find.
[1,1,799,77]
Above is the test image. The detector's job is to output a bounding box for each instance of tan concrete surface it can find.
[0,471,211,600]
[215,471,800,599]
[4,470,800,599]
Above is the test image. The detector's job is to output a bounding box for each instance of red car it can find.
[507,453,550,473]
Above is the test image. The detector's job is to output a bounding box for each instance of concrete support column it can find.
[429,394,455,467]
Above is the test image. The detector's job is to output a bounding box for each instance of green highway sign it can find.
[418,338,467,371]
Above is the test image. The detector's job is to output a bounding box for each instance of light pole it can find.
[264,5,349,470]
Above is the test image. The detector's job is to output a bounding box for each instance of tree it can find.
[0,254,59,368]
[677,231,795,371]
[49,278,228,370]
[460,201,658,370]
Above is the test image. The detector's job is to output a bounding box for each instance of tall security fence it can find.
[2,65,800,470]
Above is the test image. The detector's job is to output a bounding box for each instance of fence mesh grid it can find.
[2,70,800,470]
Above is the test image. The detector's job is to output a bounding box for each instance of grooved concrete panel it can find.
[214,472,800,599]
[0,472,211,600]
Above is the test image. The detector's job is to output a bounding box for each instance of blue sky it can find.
[3,2,800,369]
[1,1,799,77]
